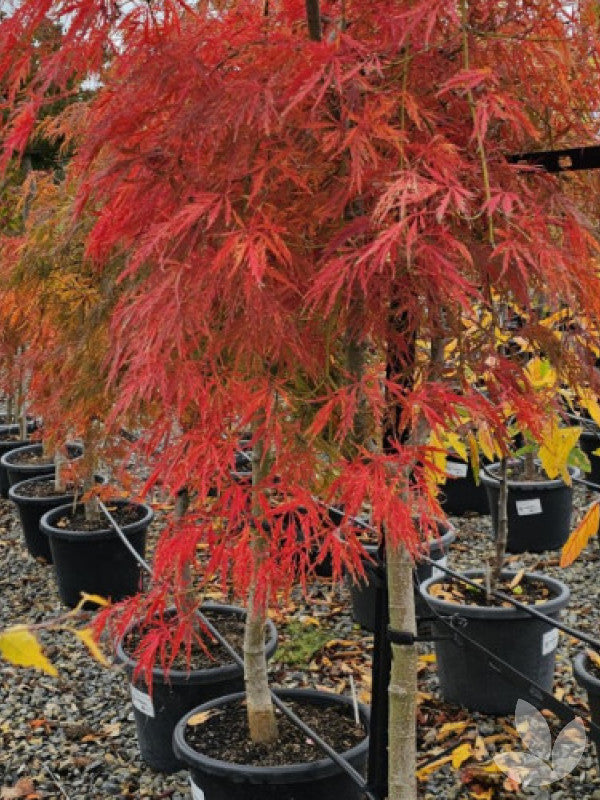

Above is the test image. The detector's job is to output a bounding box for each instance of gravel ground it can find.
[0,485,599,799]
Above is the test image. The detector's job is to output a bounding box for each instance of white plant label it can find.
[190,779,205,800]
[130,685,155,718]
[432,556,448,580]
[446,461,468,478]
[516,498,542,516]
[542,628,559,656]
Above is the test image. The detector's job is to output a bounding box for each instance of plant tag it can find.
[432,556,448,580]
[542,627,559,656]
[130,685,155,718]
[190,779,205,800]
[446,461,468,478]
[516,498,542,516]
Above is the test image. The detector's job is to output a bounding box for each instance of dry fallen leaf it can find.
[1,778,36,799]
[437,720,471,740]
[508,569,525,590]
[187,709,219,726]
[451,742,473,769]
[587,648,600,670]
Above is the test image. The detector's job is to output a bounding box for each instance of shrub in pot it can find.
[117,604,278,773]
[0,441,84,489]
[9,472,106,563]
[420,568,569,713]
[173,688,370,800]
[481,459,579,553]
[0,417,39,498]
[40,498,153,607]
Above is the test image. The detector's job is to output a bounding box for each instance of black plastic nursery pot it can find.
[8,474,105,563]
[39,499,152,607]
[117,604,278,774]
[571,417,600,486]
[420,570,570,714]
[440,459,490,516]
[349,522,456,632]
[0,442,84,490]
[0,430,31,499]
[573,653,600,768]
[480,463,578,553]
[173,688,370,800]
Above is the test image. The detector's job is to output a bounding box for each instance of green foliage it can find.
[274,620,332,667]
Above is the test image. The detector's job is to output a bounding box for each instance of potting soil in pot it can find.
[184,698,365,765]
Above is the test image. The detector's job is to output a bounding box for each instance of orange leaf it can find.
[560,502,600,566]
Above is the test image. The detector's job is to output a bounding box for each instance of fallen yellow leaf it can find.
[0,626,57,677]
[451,742,473,769]
[437,720,471,740]
[188,709,219,726]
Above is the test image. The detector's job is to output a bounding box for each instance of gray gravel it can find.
[1,484,600,799]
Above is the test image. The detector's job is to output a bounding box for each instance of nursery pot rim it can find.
[480,461,580,491]
[172,687,370,783]
[116,602,278,684]
[9,473,106,506]
[0,441,82,468]
[573,651,600,694]
[419,568,570,620]
[40,499,154,543]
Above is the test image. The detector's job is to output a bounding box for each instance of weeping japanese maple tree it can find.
[4,1,600,799]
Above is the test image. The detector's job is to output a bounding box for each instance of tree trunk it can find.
[244,589,277,743]
[243,412,278,744]
[54,449,66,493]
[386,543,417,800]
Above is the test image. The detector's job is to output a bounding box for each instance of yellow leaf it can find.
[438,720,471,740]
[451,742,473,769]
[78,593,110,608]
[188,709,219,726]
[470,789,492,800]
[300,616,321,627]
[427,431,448,485]
[416,753,453,780]
[586,648,600,669]
[477,424,501,463]
[560,502,600,566]
[444,432,468,463]
[538,422,581,484]
[418,653,436,664]
[579,389,600,429]
[0,626,58,677]
[73,627,110,667]
[525,357,557,390]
